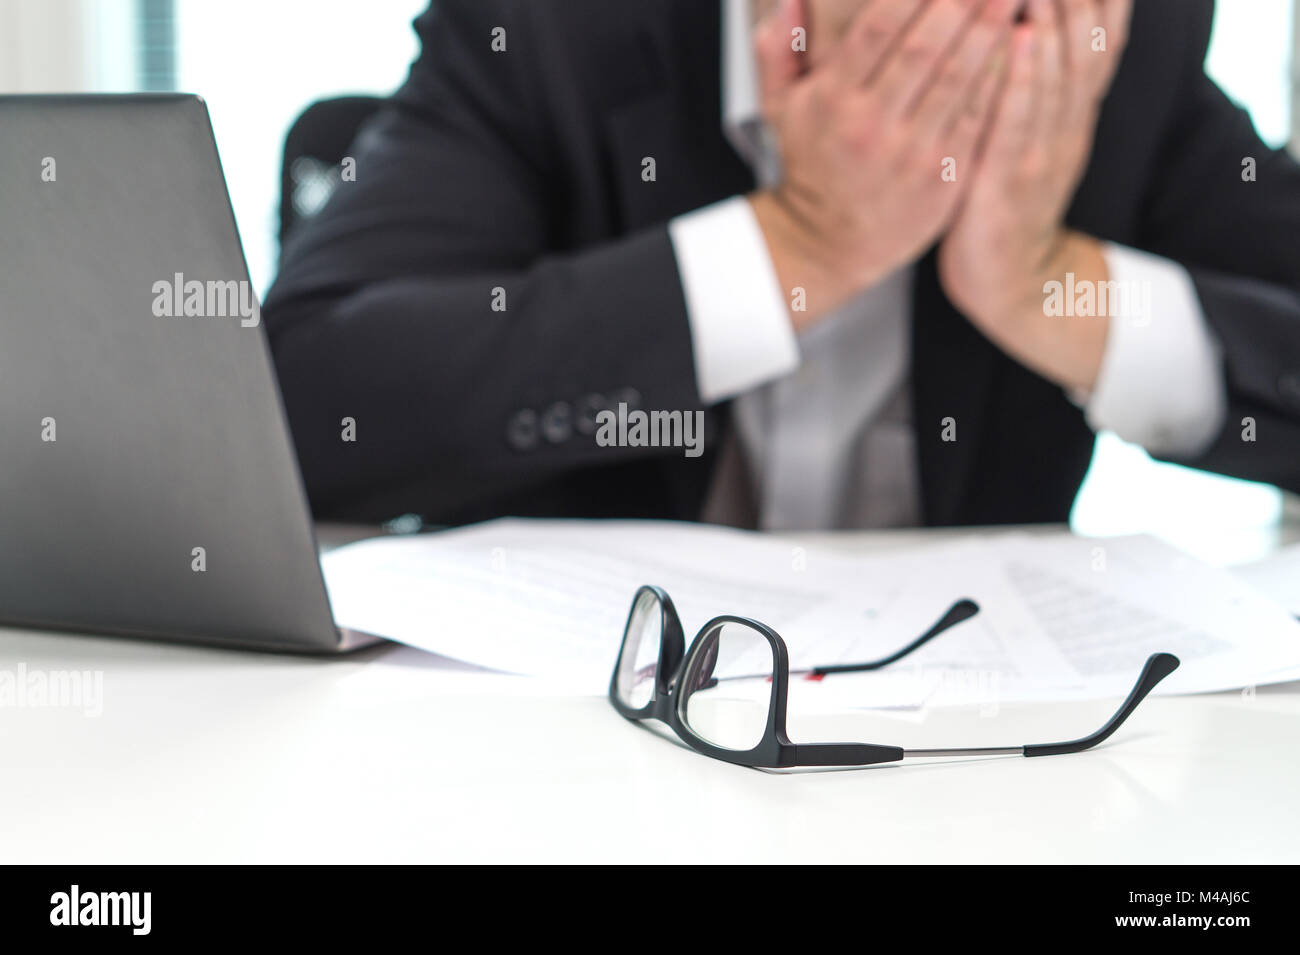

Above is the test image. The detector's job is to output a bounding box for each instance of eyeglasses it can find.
[608,585,1180,769]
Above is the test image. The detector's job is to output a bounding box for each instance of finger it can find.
[755,0,808,109]
[915,0,1018,134]
[1097,0,1133,87]
[1060,0,1114,108]
[1059,0,1096,81]
[940,32,1014,164]
[983,23,1038,164]
[1101,0,1133,51]
[831,0,928,88]
[873,0,991,115]
[1031,0,1066,132]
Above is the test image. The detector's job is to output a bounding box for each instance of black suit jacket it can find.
[263,0,1300,526]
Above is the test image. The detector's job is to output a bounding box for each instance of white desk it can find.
[2,523,1298,864]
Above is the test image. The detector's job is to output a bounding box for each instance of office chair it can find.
[277,95,384,257]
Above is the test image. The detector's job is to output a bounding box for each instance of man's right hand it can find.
[749,0,1018,329]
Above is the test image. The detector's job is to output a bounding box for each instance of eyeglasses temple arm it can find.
[1021,651,1180,757]
[809,598,980,677]
[790,742,906,767]
[901,652,1181,760]
[787,654,1179,768]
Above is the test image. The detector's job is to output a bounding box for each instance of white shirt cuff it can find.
[668,196,799,404]
[1083,243,1227,457]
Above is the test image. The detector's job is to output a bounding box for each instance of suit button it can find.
[1279,372,1300,410]
[506,409,539,451]
[575,393,606,436]
[541,401,573,444]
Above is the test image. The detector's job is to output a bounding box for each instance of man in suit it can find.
[263,0,1300,530]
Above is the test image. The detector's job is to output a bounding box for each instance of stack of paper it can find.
[319,519,1300,707]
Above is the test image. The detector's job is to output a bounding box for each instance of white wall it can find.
[1205,0,1294,148]
[0,0,88,91]
[173,0,427,294]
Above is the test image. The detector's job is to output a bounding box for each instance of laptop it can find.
[0,94,375,652]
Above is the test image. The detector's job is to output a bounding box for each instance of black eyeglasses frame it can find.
[608,584,1180,770]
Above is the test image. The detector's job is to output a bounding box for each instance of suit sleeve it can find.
[261,0,703,518]
[1133,0,1300,493]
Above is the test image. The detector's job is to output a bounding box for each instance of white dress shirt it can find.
[670,0,1227,530]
